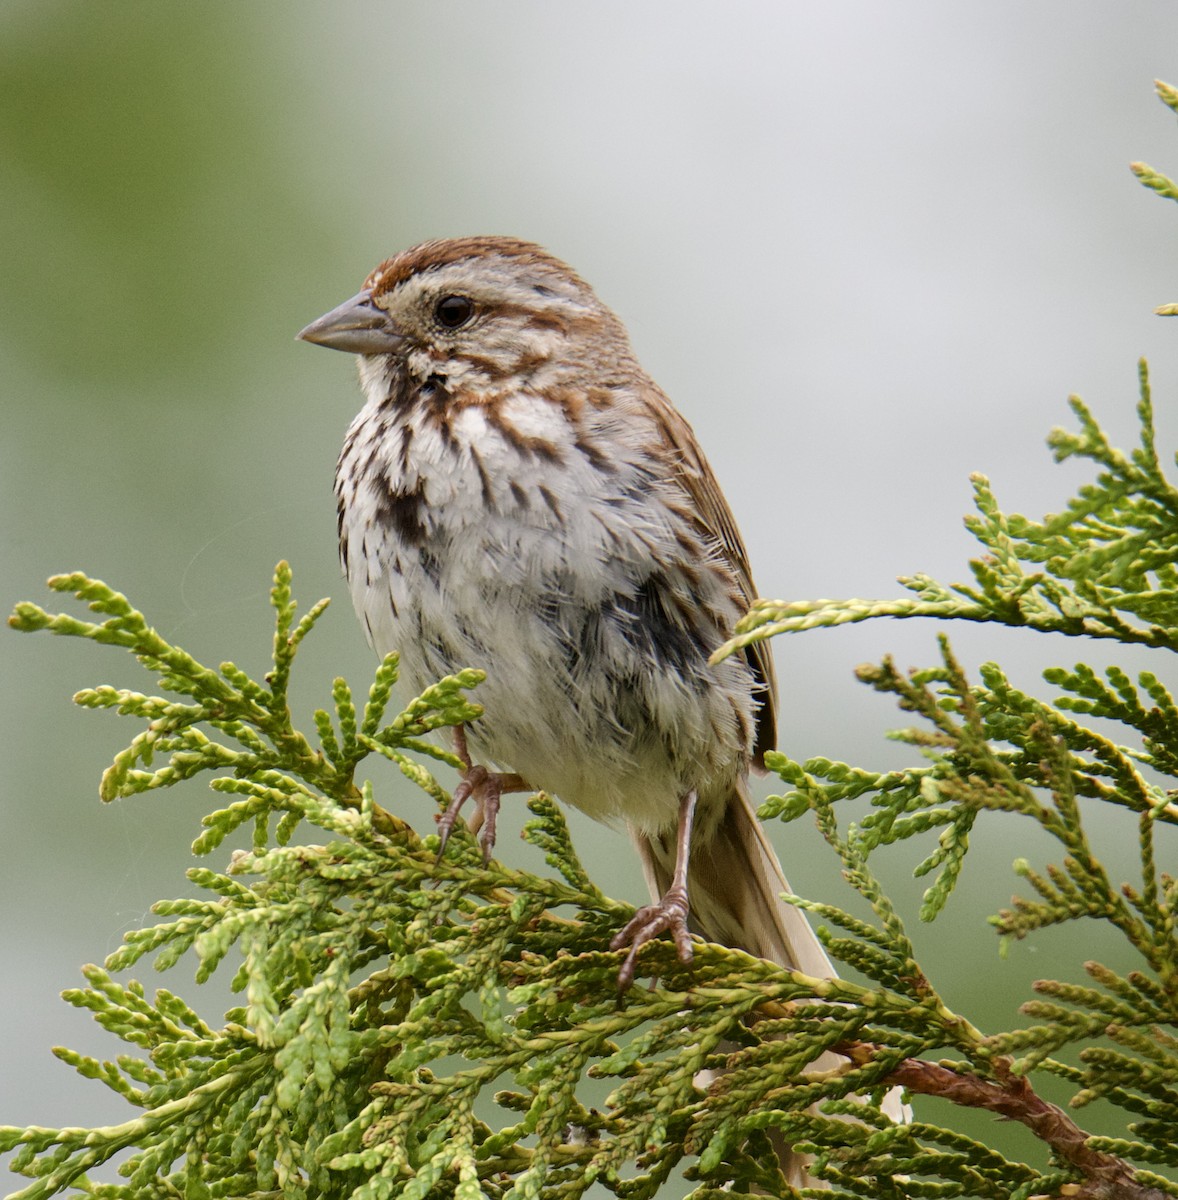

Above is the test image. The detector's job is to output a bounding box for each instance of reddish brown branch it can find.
[841,1044,1169,1200]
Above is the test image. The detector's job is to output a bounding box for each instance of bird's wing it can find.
[649,386,778,765]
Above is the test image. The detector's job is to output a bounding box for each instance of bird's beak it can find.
[296,290,405,355]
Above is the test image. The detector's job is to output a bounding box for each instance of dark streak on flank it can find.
[374,475,428,549]
[336,484,349,547]
[622,575,701,679]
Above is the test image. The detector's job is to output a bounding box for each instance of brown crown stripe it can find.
[365,237,589,296]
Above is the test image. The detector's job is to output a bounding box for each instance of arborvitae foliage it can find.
[5,76,1178,1200]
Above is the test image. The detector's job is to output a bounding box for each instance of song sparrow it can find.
[297,237,836,994]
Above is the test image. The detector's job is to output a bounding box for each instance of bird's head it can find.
[298,236,633,393]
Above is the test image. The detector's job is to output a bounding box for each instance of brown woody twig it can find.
[839,1043,1170,1200]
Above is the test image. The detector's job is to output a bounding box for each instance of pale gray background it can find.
[3,0,1178,1182]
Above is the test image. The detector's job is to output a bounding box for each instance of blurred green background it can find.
[3,0,1178,1185]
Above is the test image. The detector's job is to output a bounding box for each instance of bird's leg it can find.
[611,790,697,990]
[436,725,529,862]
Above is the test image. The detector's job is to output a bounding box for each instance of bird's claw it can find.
[610,885,693,991]
[436,765,502,862]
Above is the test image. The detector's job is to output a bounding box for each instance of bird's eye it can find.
[434,294,474,329]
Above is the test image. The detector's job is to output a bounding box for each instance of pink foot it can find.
[437,765,502,862]
[436,727,528,863]
[610,884,694,991]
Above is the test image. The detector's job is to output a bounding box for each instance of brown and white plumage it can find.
[302,232,834,968]
[318,240,762,835]
[300,237,896,1184]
